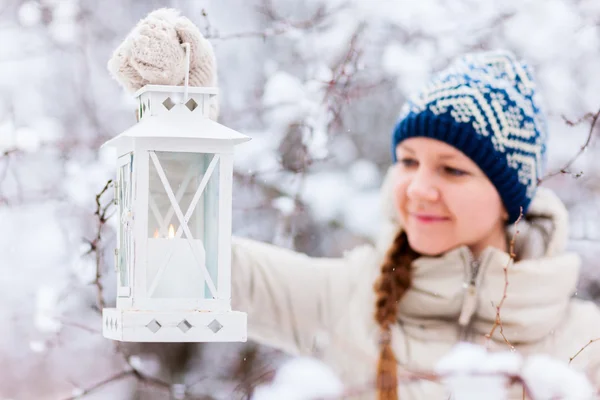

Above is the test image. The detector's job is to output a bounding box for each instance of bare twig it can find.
[321,24,366,132]
[257,0,347,29]
[64,341,183,400]
[570,338,600,365]
[0,148,21,204]
[207,26,294,41]
[230,344,274,399]
[62,369,133,400]
[538,108,600,184]
[485,207,524,350]
[84,179,115,311]
[1,148,19,157]
[563,112,598,127]
[203,0,345,41]
[200,8,212,38]
[54,315,102,335]
[62,362,172,400]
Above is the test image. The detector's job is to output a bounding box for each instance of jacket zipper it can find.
[458,249,482,340]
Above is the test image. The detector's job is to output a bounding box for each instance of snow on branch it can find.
[253,343,596,400]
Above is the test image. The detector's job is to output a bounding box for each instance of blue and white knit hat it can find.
[391,50,547,223]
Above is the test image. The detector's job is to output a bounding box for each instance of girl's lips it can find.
[411,213,450,223]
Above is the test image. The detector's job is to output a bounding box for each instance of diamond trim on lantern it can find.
[185,98,198,111]
[146,319,162,333]
[178,319,193,333]
[162,97,175,110]
[208,319,223,333]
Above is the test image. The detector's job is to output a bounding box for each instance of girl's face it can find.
[394,137,508,257]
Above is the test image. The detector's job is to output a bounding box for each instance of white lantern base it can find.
[102,308,247,342]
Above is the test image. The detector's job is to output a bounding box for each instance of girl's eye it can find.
[444,166,468,176]
[399,158,418,168]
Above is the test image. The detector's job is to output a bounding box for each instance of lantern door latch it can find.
[114,181,119,206]
[114,248,119,272]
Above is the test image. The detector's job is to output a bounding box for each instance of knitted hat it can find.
[391,50,547,223]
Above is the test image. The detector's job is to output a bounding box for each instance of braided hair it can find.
[373,230,420,399]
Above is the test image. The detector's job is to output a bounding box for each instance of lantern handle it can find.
[181,42,191,103]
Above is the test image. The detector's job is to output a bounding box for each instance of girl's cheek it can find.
[393,182,407,213]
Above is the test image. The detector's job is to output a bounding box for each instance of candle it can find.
[147,233,210,299]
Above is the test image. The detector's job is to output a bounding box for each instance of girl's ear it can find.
[502,208,509,222]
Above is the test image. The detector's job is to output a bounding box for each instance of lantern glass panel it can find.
[117,156,134,289]
[146,151,220,299]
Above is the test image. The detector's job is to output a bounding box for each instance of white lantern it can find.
[101,83,250,342]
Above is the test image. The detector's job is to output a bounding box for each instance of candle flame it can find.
[153,229,159,238]
[168,224,175,239]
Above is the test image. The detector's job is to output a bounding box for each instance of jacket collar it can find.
[376,166,580,343]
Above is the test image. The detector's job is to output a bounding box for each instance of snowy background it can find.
[1,0,600,399]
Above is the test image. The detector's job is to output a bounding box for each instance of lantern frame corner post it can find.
[218,151,234,302]
[114,151,135,309]
[103,146,136,340]
[133,140,151,305]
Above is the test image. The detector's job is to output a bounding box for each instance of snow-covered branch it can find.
[254,344,596,400]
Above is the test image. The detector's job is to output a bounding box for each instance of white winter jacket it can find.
[231,167,600,399]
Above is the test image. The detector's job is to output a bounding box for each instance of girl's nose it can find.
[406,168,440,202]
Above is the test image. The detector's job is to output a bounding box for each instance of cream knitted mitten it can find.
[108,8,219,120]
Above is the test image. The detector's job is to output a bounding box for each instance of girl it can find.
[230,51,600,399]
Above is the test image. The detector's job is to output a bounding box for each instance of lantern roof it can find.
[102,92,251,149]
